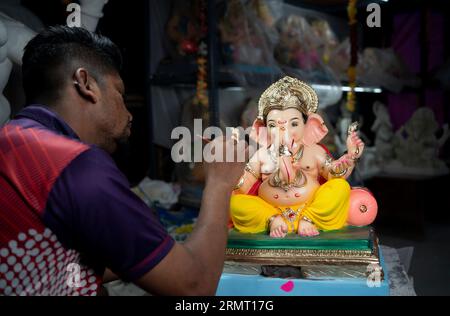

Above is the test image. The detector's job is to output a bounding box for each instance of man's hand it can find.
[203,136,248,191]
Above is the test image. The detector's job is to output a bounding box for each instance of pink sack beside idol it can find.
[347,187,378,227]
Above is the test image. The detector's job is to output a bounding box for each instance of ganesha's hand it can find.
[346,131,364,160]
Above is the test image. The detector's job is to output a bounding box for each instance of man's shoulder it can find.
[0,123,91,185]
[1,122,89,156]
[0,122,122,191]
[0,123,94,216]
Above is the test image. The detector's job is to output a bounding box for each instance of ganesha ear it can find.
[302,113,329,146]
[250,118,268,147]
[252,118,265,131]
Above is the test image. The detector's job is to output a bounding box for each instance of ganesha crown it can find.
[258,76,319,121]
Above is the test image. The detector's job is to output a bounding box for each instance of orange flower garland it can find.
[347,0,358,112]
[192,0,209,124]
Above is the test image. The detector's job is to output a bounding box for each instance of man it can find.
[0,26,245,295]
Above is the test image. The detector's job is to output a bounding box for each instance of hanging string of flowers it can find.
[347,0,358,112]
[192,0,209,125]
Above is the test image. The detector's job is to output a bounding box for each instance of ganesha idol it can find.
[231,76,377,238]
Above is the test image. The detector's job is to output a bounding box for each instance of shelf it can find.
[151,63,284,88]
[151,63,383,94]
[283,0,390,15]
[150,74,383,94]
[317,84,382,94]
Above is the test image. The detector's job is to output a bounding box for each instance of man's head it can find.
[22,25,132,153]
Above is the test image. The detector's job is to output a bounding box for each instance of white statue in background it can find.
[0,12,35,125]
[78,0,110,32]
[335,101,401,179]
[391,107,449,173]
[334,103,353,155]
[0,0,109,126]
[371,101,394,164]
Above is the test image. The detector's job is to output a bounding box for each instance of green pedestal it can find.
[225,226,381,267]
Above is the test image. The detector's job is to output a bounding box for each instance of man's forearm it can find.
[183,180,232,291]
[103,268,119,283]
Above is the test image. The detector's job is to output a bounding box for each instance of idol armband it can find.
[245,163,260,179]
[323,154,348,178]
[233,176,245,190]
[330,166,348,177]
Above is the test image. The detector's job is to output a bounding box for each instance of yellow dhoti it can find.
[230,178,350,233]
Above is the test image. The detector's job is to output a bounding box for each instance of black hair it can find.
[22,25,122,104]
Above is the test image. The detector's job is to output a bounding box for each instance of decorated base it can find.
[225,226,381,266]
[217,249,389,295]
[216,226,389,296]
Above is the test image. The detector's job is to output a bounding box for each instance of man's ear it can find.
[73,68,99,104]
[302,113,329,146]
